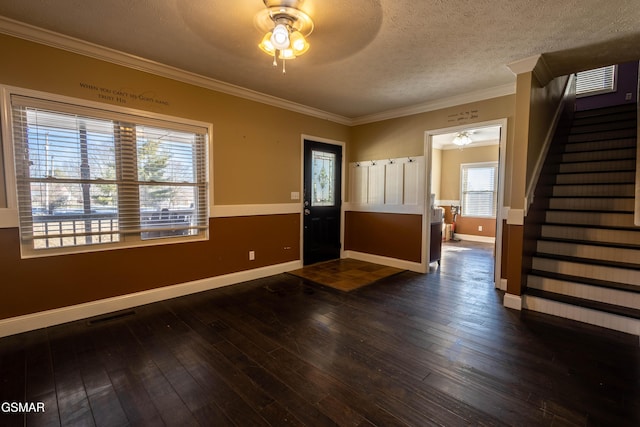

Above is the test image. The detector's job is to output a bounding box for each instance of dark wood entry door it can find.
[303,140,342,265]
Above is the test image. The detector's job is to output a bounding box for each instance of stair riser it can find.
[551,184,635,197]
[536,240,640,265]
[523,296,640,336]
[541,225,640,247]
[558,159,636,173]
[572,111,637,127]
[555,171,635,185]
[527,275,640,310]
[531,257,640,286]
[548,198,634,212]
[570,120,637,134]
[574,105,637,120]
[567,128,636,143]
[562,138,636,154]
[545,211,636,227]
[561,148,636,163]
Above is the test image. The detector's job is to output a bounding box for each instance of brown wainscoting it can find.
[0,214,300,320]
[440,207,496,239]
[505,223,524,295]
[344,211,422,263]
[454,215,496,237]
[501,219,509,279]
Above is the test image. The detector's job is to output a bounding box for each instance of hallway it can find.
[0,242,638,426]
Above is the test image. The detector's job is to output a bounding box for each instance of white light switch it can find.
[291,191,300,200]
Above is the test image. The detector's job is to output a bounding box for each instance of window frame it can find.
[460,161,498,219]
[1,86,212,258]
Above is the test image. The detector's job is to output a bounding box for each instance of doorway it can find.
[303,139,343,265]
[425,119,507,289]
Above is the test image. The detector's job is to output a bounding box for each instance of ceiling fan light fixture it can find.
[270,23,290,50]
[258,32,275,54]
[279,48,296,60]
[256,0,314,73]
[452,131,473,146]
[289,31,309,55]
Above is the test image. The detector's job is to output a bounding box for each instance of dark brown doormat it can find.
[288,258,405,292]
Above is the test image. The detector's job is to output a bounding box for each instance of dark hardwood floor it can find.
[1,241,639,426]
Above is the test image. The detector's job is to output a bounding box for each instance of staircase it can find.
[523,103,640,336]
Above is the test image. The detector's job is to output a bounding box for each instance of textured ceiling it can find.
[0,0,639,121]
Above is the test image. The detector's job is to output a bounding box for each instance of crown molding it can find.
[350,83,516,126]
[0,16,352,125]
[507,54,541,75]
[507,54,554,86]
[0,16,520,128]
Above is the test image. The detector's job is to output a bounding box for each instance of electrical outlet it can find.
[249,250,255,261]
[625,92,633,100]
[478,225,483,232]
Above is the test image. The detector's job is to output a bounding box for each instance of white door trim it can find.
[424,118,508,287]
[300,135,347,263]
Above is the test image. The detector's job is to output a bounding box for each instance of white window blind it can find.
[576,65,617,96]
[461,162,497,218]
[10,94,209,256]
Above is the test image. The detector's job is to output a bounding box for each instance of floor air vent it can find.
[86,310,136,326]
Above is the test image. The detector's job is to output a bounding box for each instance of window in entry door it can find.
[311,150,336,206]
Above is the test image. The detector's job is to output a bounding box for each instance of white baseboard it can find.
[344,250,425,273]
[454,233,496,244]
[0,260,302,338]
[503,293,522,310]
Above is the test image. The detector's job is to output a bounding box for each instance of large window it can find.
[460,162,497,218]
[576,65,617,97]
[9,93,209,256]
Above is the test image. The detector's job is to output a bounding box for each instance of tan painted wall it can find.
[350,96,515,207]
[439,145,499,201]
[0,35,350,320]
[349,97,513,254]
[510,71,568,209]
[350,96,515,164]
[440,144,499,238]
[506,65,569,295]
[510,72,533,210]
[0,35,350,207]
[0,34,528,321]
[526,74,569,188]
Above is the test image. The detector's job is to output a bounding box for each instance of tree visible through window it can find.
[461,162,498,218]
[10,94,209,256]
